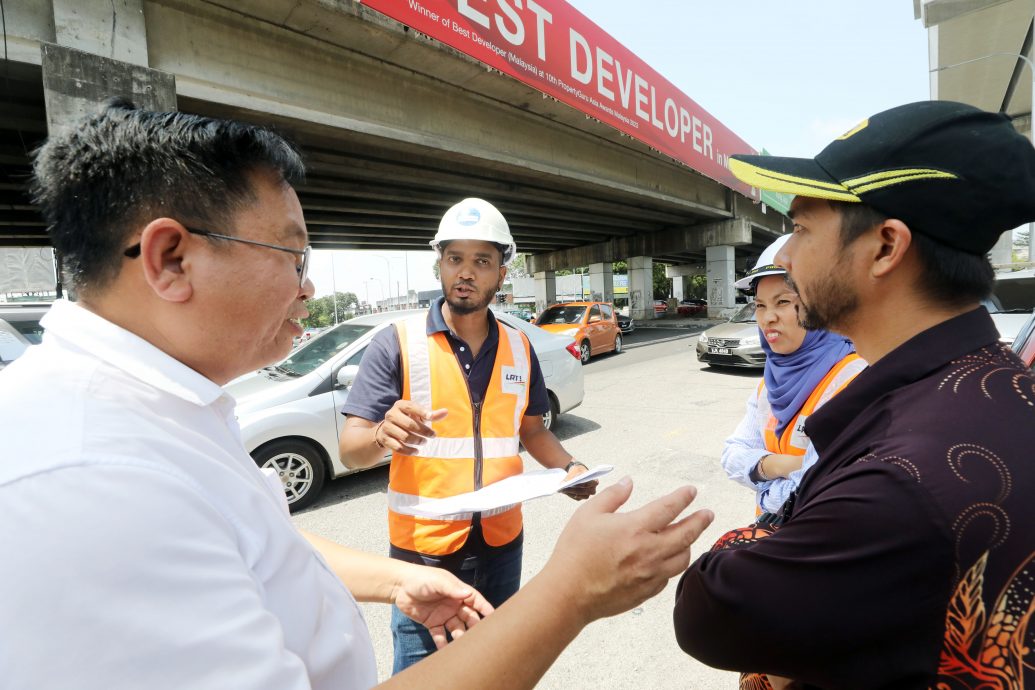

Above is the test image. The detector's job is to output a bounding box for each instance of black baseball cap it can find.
[729,101,1035,255]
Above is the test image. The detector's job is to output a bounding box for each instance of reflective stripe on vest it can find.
[760,353,866,456]
[388,315,531,556]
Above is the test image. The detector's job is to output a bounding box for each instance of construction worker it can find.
[339,198,596,673]
[721,234,866,519]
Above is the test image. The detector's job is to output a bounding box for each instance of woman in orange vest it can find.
[721,235,866,519]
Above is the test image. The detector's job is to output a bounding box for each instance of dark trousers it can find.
[390,543,523,674]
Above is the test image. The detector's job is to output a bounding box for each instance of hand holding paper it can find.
[409,465,614,518]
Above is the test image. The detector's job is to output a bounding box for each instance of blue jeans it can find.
[390,543,523,674]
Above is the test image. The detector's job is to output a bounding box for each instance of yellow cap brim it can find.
[729,157,861,203]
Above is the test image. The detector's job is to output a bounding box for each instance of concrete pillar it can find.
[671,276,684,301]
[587,262,613,302]
[988,230,1014,268]
[628,256,654,321]
[706,245,736,318]
[533,270,556,315]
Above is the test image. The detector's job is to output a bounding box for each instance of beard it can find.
[443,280,497,315]
[789,270,858,333]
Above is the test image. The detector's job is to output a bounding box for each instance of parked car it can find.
[616,313,634,334]
[654,299,668,316]
[677,298,707,317]
[695,301,765,369]
[504,308,534,322]
[0,302,52,372]
[982,296,1031,345]
[536,301,622,364]
[1011,310,1035,370]
[225,309,585,512]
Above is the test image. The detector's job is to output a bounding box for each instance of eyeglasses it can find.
[124,226,311,288]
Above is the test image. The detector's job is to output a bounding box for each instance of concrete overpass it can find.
[0,0,786,319]
[919,0,1035,263]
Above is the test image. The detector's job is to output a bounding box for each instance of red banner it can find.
[362,0,758,198]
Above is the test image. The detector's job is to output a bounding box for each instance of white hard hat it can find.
[733,234,791,290]
[431,198,516,265]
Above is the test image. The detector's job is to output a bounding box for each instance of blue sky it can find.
[308,2,931,299]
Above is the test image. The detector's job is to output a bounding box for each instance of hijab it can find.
[761,327,854,436]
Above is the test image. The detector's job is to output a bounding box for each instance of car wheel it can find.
[541,393,559,431]
[579,339,592,364]
[613,333,623,354]
[253,439,327,513]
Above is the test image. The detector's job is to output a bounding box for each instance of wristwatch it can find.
[564,460,588,472]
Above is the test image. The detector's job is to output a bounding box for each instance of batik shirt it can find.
[674,308,1035,690]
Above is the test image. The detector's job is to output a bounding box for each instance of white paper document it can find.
[409,465,614,518]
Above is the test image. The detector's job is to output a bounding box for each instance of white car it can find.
[225,309,585,511]
[0,303,52,372]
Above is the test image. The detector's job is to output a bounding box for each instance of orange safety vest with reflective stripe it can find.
[386,315,530,556]
[758,353,865,456]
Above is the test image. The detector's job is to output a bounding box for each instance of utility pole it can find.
[330,252,339,325]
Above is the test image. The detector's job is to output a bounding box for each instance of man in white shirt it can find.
[0,100,714,689]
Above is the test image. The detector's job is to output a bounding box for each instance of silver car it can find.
[225,309,585,511]
[695,302,765,369]
[0,303,51,372]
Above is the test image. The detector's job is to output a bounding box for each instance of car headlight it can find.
[698,332,708,343]
[740,335,760,347]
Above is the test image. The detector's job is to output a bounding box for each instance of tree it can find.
[1013,227,1031,264]
[652,262,669,300]
[304,291,359,328]
[508,253,529,278]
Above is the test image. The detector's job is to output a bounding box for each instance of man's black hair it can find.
[31,98,306,291]
[830,200,995,308]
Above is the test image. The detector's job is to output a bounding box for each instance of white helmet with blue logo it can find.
[733,234,791,291]
[431,198,517,265]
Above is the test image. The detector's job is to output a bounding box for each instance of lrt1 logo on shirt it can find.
[789,415,810,451]
[501,366,527,395]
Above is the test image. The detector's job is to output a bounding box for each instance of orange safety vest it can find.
[386,315,531,556]
[758,353,865,456]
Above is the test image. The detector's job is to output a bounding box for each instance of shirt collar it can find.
[426,296,500,340]
[41,299,229,408]
[807,307,1000,452]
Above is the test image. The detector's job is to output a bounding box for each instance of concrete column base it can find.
[628,256,654,320]
[706,245,736,318]
[533,270,557,315]
[587,262,614,302]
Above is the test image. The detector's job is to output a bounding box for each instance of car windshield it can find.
[730,301,757,323]
[538,305,587,325]
[277,323,373,376]
[8,318,44,344]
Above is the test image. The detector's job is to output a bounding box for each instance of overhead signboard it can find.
[363,0,759,198]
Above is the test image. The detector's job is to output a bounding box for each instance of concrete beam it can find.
[528,218,752,274]
[52,0,150,66]
[665,263,705,278]
[41,43,176,137]
[920,0,1011,27]
[134,0,728,217]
